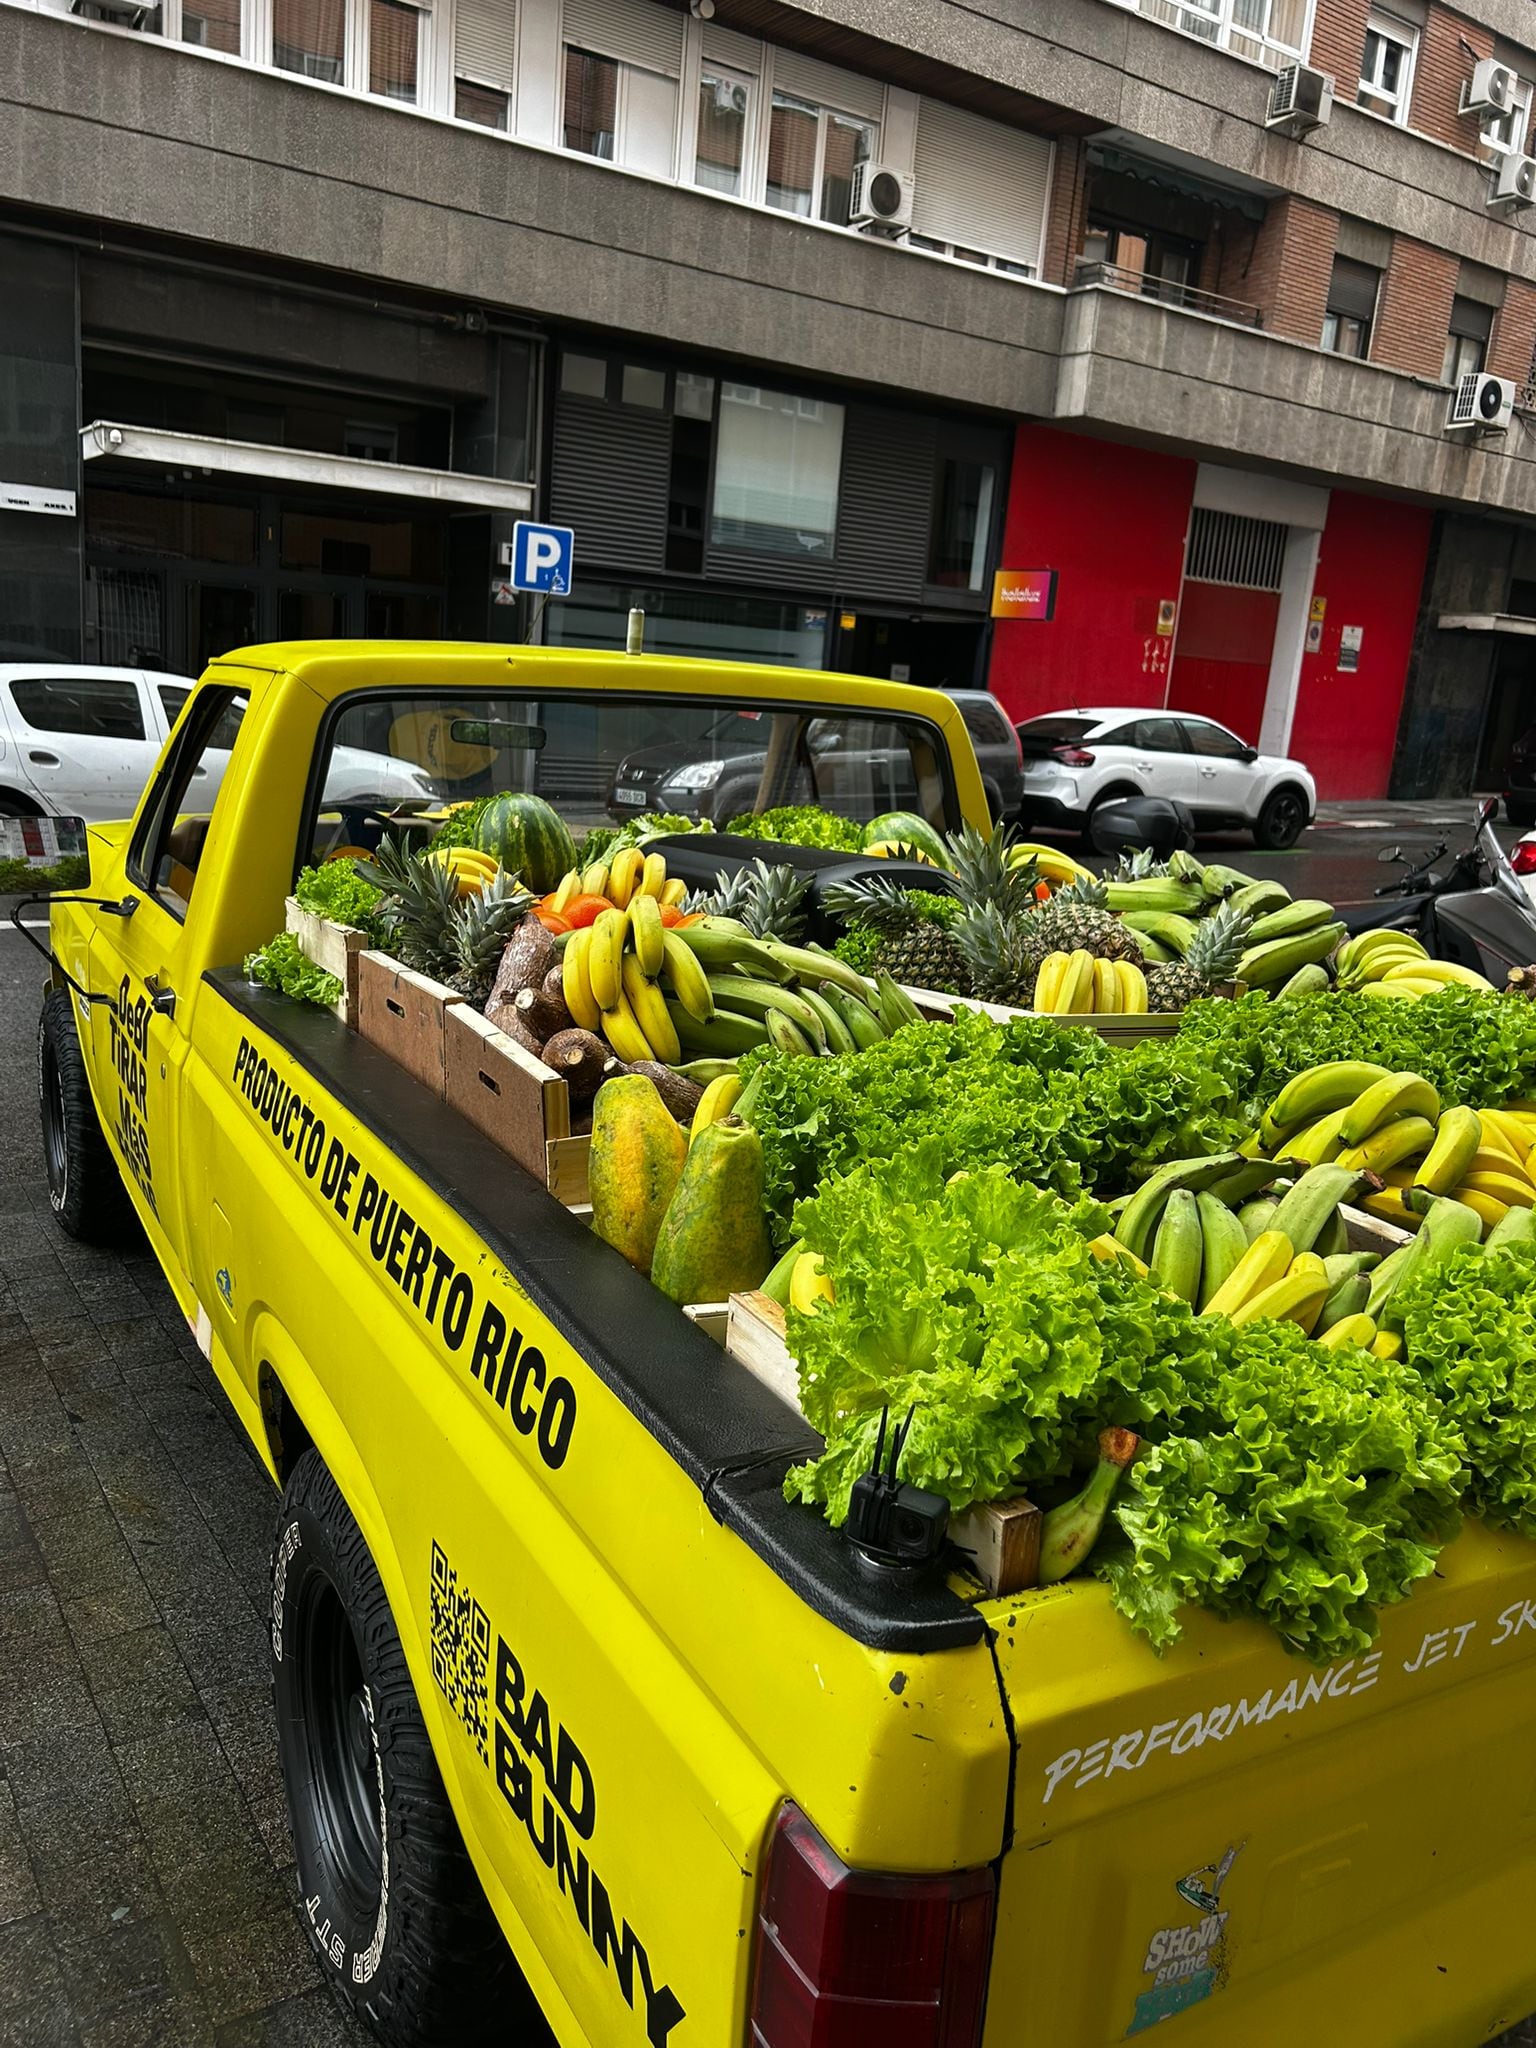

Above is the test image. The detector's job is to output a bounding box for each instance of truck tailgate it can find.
[983,1524,1536,2047]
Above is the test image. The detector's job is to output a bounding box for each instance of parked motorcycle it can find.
[1340,799,1536,984]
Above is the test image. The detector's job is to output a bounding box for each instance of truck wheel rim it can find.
[40,1040,68,1199]
[297,1574,383,1920]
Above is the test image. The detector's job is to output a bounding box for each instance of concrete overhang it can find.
[1437,613,1536,633]
[79,422,534,513]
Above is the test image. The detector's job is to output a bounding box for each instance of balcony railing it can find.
[1073,261,1262,328]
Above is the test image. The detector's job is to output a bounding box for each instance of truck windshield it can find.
[306,687,952,860]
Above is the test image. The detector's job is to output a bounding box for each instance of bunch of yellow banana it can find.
[1007,842,1095,889]
[1034,950,1148,1015]
[549,847,689,915]
[425,844,501,899]
[1334,929,1495,998]
[562,898,701,1065]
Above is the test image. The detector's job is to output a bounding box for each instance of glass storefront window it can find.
[696,69,749,194]
[710,384,844,560]
[182,0,240,54]
[928,459,995,592]
[86,491,257,565]
[273,0,344,80]
[621,365,667,410]
[280,511,445,582]
[564,49,618,158]
[369,0,419,101]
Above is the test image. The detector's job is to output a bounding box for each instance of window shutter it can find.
[836,407,935,603]
[562,0,682,74]
[911,100,1052,268]
[550,397,671,572]
[701,20,759,70]
[1326,256,1380,321]
[1449,294,1494,342]
[455,0,514,88]
[770,47,883,118]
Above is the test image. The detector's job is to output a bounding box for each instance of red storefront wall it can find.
[989,427,1195,721]
[1287,489,1432,800]
[988,425,1430,799]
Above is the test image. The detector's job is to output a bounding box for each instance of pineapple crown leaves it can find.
[943,822,1038,918]
[1048,872,1108,911]
[696,859,812,940]
[821,875,934,937]
[1108,848,1172,882]
[949,901,1045,1004]
[1184,899,1252,978]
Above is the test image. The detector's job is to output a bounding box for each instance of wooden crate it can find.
[902,982,1244,1043]
[445,1007,571,1176]
[284,896,366,1026]
[723,1290,1040,1596]
[1340,1201,1414,1253]
[357,952,464,1098]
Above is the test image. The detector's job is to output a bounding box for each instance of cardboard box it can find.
[445,1007,571,1177]
[357,952,463,1097]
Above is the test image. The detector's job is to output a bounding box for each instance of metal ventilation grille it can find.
[1185,507,1287,591]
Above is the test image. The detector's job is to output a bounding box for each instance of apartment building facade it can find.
[3,0,1536,796]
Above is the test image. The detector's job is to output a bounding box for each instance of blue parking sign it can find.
[509,520,574,595]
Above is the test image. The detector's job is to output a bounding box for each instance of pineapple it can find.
[942,823,1037,917]
[442,873,535,1001]
[1019,875,1145,967]
[1145,903,1251,1012]
[821,877,968,993]
[951,901,1048,1008]
[1106,847,1172,883]
[695,860,811,941]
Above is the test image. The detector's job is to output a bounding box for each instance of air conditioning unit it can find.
[1446,371,1516,433]
[1265,64,1334,136]
[850,162,915,234]
[712,79,748,116]
[1489,150,1536,208]
[1462,57,1518,114]
[70,0,158,24]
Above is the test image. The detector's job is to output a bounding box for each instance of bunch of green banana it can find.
[1232,898,1347,988]
[1126,1159,1375,1313]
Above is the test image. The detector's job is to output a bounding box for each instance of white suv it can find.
[0,663,442,822]
[1015,707,1317,849]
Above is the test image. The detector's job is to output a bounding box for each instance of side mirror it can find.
[1239,746,1258,764]
[1378,844,1401,864]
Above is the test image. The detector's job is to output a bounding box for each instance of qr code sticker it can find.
[430,1541,491,1762]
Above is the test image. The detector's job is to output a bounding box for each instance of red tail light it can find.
[1511,840,1536,875]
[750,1804,995,2048]
[1052,746,1096,766]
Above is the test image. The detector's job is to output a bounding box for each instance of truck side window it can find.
[128,686,249,918]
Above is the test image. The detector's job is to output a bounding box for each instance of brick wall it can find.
[1207,213,1263,310]
[1244,195,1338,339]
[1041,135,1087,286]
[1372,236,1459,375]
[1310,0,1369,99]
[1489,275,1536,384]
[1411,6,1494,150]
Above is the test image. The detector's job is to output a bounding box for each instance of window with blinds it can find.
[911,100,1053,272]
[770,46,883,119]
[455,0,514,91]
[562,0,682,75]
[1185,507,1286,590]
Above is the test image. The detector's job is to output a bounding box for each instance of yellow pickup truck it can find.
[33,641,1536,2048]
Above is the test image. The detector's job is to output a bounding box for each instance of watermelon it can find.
[473,794,577,894]
[863,811,951,868]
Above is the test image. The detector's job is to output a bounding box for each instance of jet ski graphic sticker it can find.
[1127,1842,1243,2034]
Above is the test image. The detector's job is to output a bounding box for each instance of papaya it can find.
[650,1118,773,1303]
[588,1075,687,1272]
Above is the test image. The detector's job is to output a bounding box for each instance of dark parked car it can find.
[1504,725,1536,827]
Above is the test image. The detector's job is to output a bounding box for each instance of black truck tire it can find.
[37,987,138,1246]
[271,1450,541,2047]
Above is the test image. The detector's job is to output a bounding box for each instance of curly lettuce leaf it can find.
[243,932,344,1009]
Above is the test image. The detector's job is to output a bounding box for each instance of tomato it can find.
[534,910,572,934]
[658,904,684,928]
[1034,880,1053,902]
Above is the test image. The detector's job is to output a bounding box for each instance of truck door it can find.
[85,683,248,1271]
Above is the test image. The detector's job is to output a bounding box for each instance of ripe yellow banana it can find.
[1464,1145,1534,1182]
[561,927,602,1033]
[1412,1106,1482,1196]
[1384,959,1495,992]
[1034,952,1069,1012]
[1478,1108,1532,1162]
[1115,961,1148,1014]
[586,907,628,1012]
[1088,1233,1150,1277]
[660,877,689,910]
[1318,1313,1377,1351]
[1451,1189,1506,1233]
[1278,1107,1348,1166]
[639,851,669,900]
[1371,1329,1404,1360]
[1201,1228,1294,1318]
[1285,1251,1330,1334]
[1010,843,1092,885]
[1336,1114,1437,1176]
[789,1251,835,1314]
[1337,1071,1441,1147]
[1262,1062,1392,1145]
[1060,949,1096,1015]
[1359,983,1424,1000]
[607,848,645,909]
[1360,1188,1421,1228]
[581,861,611,899]
[628,892,665,977]
[550,868,583,916]
[690,1073,743,1143]
[621,953,682,1064]
[1229,1269,1329,1329]
[1093,958,1120,1015]
[1358,949,1437,982]
[600,987,655,1064]
[659,931,715,1023]
[1458,1170,1535,1209]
